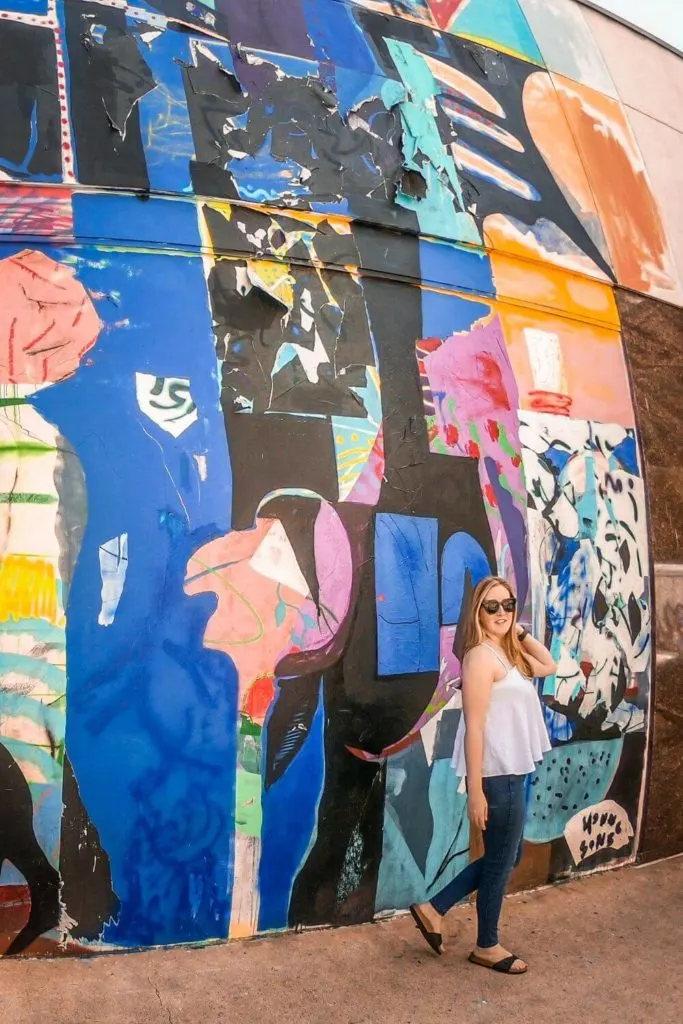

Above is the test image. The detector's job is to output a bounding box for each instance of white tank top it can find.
[451,643,551,778]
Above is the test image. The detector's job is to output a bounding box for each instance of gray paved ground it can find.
[1,856,680,1024]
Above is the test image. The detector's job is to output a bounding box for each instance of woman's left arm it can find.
[517,625,557,678]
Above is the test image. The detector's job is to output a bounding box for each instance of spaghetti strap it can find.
[481,642,511,672]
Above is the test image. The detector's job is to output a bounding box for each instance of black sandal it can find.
[409,904,444,955]
[468,952,527,974]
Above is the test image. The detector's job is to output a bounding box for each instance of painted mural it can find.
[0,0,665,955]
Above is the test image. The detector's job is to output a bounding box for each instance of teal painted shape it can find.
[0,652,66,693]
[453,0,544,64]
[425,759,470,902]
[525,737,623,843]
[0,692,64,741]
[576,454,598,540]
[0,618,65,645]
[383,40,481,246]
[0,739,63,786]
[375,801,430,912]
[375,756,470,913]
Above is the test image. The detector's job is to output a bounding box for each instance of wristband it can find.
[518,627,529,642]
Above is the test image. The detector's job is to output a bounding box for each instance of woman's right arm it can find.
[462,647,495,831]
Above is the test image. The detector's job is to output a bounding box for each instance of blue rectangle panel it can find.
[375,513,439,676]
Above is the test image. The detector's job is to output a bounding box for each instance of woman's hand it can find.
[515,624,557,678]
[468,788,488,831]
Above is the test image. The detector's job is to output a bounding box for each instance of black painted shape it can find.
[390,743,434,875]
[225,412,339,530]
[0,21,61,179]
[612,655,629,712]
[433,708,461,761]
[289,666,387,927]
[275,502,375,680]
[209,259,288,342]
[182,47,250,176]
[356,9,615,281]
[205,209,376,419]
[627,592,643,642]
[82,27,156,137]
[59,755,119,942]
[287,267,496,924]
[187,64,411,232]
[0,743,60,956]
[64,3,150,189]
[264,671,321,788]
[261,494,321,612]
[202,204,360,267]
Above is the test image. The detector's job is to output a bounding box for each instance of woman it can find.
[410,576,556,975]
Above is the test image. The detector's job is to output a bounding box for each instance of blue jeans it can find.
[430,774,526,949]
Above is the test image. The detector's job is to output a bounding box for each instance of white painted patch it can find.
[98,534,129,627]
[136,373,198,438]
[292,331,330,384]
[564,799,634,866]
[420,689,461,767]
[249,520,310,597]
[193,454,208,481]
[524,327,563,393]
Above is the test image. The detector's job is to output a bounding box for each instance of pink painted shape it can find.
[0,249,101,385]
[345,427,385,507]
[185,522,306,699]
[280,500,353,657]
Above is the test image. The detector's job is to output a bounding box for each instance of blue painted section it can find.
[73,193,202,251]
[420,237,494,297]
[302,0,380,76]
[453,0,544,64]
[525,738,623,843]
[610,432,639,475]
[375,514,439,676]
[27,237,237,947]
[258,678,325,931]
[420,286,492,340]
[0,0,48,11]
[134,26,195,195]
[441,532,491,625]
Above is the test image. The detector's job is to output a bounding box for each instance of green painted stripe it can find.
[0,443,57,455]
[0,492,57,504]
[0,397,28,407]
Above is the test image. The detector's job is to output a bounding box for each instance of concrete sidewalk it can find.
[1,856,680,1024]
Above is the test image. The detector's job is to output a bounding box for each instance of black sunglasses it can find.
[481,597,517,615]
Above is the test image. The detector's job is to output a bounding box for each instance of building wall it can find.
[0,0,675,955]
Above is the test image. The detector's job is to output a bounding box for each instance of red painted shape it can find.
[429,0,468,31]
[484,482,498,508]
[242,674,276,724]
[485,418,500,442]
[475,351,511,411]
[445,423,459,447]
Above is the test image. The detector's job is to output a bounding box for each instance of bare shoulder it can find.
[462,644,497,676]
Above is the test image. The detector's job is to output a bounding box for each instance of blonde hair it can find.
[460,575,534,677]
